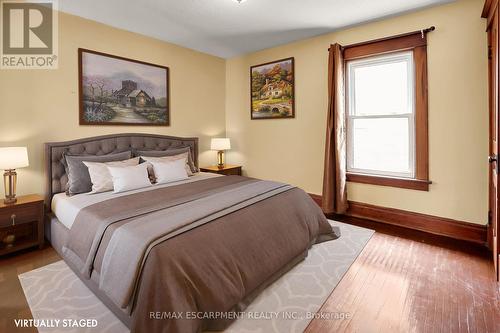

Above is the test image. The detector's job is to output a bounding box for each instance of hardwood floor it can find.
[0,222,498,333]
[0,247,60,333]
[306,218,500,333]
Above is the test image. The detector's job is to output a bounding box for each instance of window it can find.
[346,51,415,178]
[343,32,430,191]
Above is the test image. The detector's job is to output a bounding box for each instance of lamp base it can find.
[3,169,17,205]
[217,151,225,169]
[3,197,17,205]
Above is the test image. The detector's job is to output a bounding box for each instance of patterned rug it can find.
[19,221,373,333]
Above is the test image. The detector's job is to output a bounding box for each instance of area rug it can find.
[19,221,374,333]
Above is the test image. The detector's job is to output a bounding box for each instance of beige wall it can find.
[225,0,489,225]
[0,12,226,196]
[0,0,489,225]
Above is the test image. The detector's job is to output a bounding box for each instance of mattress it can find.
[51,172,221,229]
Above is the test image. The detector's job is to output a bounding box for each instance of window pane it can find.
[352,58,410,116]
[351,117,411,175]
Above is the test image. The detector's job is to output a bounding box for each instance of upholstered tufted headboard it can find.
[44,133,199,208]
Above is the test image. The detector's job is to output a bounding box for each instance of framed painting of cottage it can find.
[78,48,170,126]
[250,57,295,119]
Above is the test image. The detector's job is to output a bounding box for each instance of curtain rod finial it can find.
[422,26,435,38]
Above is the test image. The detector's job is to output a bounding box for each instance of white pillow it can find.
[107,163,152,193]
[141,152,193,177]
[83,157,140,194]
[150,159,189,185]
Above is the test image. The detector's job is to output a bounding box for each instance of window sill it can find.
[346,173,431,191]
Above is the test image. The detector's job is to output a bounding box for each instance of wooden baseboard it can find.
[309,193,323,207]
[308,194,487,246]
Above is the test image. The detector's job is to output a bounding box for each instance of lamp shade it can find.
[0,147,29,170]
[211,138,231,151]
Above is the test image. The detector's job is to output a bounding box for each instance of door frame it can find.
[484,0,500,282]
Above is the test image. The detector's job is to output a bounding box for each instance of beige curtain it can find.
[322,43,348,214]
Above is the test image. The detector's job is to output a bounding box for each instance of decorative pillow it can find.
[141,153,193,181]
[83,157,140,194]
[150,159,189,185]
[107,163,152,193]
[62,151,132,195]
[135,147,198,173]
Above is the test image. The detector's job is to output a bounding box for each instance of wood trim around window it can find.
[413,45,429,182]
[343,33,427,60]
[344,31,430,191]
[346,173,431,191]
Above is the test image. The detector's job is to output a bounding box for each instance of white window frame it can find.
[346,51,416,179]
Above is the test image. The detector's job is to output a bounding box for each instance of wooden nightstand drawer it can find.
[0,204,40,228]
[222,168,241,176]
[0,195,44,256]
[200,165,242,176]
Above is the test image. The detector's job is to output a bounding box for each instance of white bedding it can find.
[51,172,222,229]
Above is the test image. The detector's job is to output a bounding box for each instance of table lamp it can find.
[210,138,231,169]
[0,147,29,204]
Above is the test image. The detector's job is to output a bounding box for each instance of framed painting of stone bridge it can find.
[250,57,295,120]
[78,48,170,126]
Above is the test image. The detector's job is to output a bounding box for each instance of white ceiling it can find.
[60,0,453,58]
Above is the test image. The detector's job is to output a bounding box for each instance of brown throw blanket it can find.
[62,176,339,333]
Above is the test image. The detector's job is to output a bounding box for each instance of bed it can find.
[44,133,340,333]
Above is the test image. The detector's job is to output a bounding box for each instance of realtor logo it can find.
[1,0,58,69]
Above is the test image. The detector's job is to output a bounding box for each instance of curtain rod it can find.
[328,26,435,51]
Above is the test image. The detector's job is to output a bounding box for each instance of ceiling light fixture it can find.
[233,0,247,3]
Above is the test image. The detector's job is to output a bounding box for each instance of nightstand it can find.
[0,194,44,256]
[200,164,242,176]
